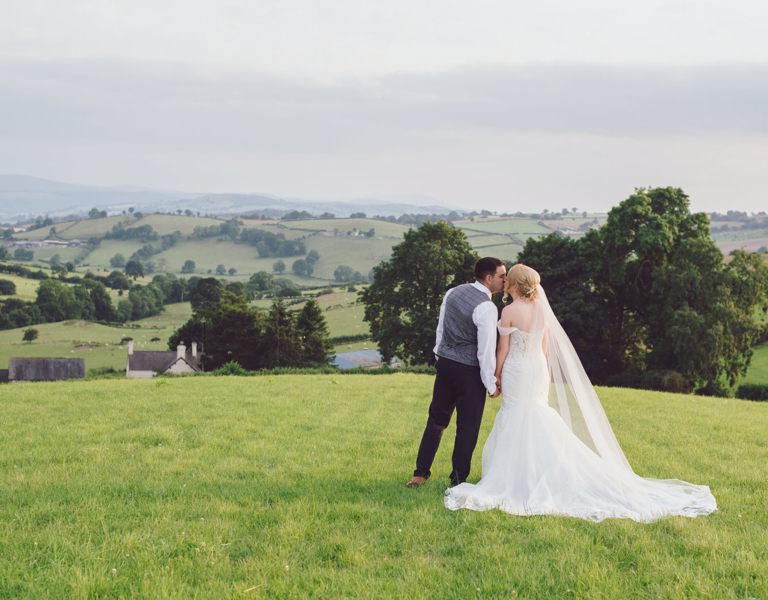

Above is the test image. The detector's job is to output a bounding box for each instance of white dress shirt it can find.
[434,281,498,395]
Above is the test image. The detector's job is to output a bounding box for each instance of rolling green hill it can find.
[1,377,765,598]
[0,303,194,372]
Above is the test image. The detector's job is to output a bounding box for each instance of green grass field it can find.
[0,303,193,372]
[284,218,411,239]
[456,218,551,236]
[303,236,397,281]
[742,344,768,385]
[0,273,42,301]
[0,377,765,599]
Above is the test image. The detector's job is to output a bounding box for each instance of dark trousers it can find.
[414,357,487,485]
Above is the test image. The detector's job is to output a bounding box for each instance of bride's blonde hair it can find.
[504,263,541,302]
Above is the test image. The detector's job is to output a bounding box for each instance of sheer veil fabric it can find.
[444,285,717,522]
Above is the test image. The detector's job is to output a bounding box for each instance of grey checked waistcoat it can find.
[435,283,492,367]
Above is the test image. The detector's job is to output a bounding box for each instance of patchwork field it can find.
[1,377,766,599]
[0,303,194,372]
[0,272,42,301]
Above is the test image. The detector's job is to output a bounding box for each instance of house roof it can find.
[128,351,200,373]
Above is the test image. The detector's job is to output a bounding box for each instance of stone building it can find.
[126,341,201,378]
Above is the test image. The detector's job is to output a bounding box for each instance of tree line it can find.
[168,278,334,371]
[0,272,193,330]
[360,188,768,396]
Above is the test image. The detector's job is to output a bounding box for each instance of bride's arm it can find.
[495,306,514,383]
[495,333,509,384]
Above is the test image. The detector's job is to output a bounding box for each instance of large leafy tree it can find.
[35,279,83,322]
[519,187,768,392]
[170,290,265,370]
[360,221,479,365]
[124,259,144,280]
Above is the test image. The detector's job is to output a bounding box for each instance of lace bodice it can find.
[498,322,541,361]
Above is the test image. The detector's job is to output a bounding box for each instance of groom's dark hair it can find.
[474,257,504,281]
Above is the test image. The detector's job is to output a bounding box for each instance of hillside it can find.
[0,175,455,220]
[1,377,765,598]
[6,213,604,285]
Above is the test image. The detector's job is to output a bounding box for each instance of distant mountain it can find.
[0,175,459,221]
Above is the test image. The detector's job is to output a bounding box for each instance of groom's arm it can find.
[433,288,454,360]
[473,301,498,396]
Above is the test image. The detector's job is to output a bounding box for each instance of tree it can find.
[124,260,144,280]
[334,264,355,282]
[14,248,34,261]
[306,250,320,265]
[296,298,334,365]
[110,253,126,268]
[228,267,237,276]
[0,279,16,295]
[350,212,367,218]
[0,245,9,259]
[292,258,313,277]
[263,299,302,368]
[360,221,479,365]
[246,271,273,297]
[22,328,38,343]
[106,270,131,290]
[82,279,117,321]
[519,187,768,392]
[188,277,223,315]
[170,290,265,370]
[273,260,285,274]
[35,279,83,322]
[215,264,227,276]
[181,259,196,274]
[49,254,62,268]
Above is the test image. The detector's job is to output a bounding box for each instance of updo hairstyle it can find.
[504,263,541,302]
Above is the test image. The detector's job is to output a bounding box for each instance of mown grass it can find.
[0,376,766,599]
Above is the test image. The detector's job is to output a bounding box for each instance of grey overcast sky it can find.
[1,0,766,212]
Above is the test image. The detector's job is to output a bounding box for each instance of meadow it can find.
[0,303,194,372]
[8,214,592,284]
[743,343,768,385]
[0,376,766,599]
[0,291,373,371]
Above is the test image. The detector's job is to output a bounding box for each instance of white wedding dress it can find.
[444,290,717,523]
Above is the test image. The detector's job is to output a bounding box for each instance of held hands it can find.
[490,375,502,398]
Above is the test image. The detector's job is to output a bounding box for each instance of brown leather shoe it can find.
[406,476,428,488]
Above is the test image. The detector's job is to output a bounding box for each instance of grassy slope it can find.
[0,273,41,301]
[456,218,551,235]
[7,215,605,282]
[742,344,768,385]
[0,377,765,599]
[0,303,193,371]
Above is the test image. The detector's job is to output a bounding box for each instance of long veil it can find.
[529,286,634,473]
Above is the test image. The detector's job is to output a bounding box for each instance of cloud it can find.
[0,59,766,157]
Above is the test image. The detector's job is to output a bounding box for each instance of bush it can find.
[695,380,732,397]
[214,361,249,376]
[736,384,768,401]
[640,370,692,394]
[604,370,692,393]
[87,366,123,379]
[603,371,643,389]
[0,279,16,295]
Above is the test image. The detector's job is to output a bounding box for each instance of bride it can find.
[444,264,717,522]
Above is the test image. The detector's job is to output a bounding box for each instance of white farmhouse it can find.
[126,340,201,378]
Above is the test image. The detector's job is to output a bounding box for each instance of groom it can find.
[407,257,506,488]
